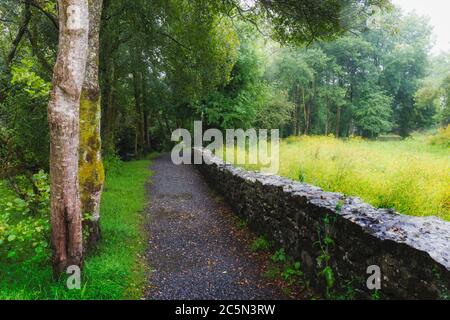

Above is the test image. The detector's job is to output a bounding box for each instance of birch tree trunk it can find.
[79,0,104,249]
[48,0,89,276]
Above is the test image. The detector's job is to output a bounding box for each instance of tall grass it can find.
[0,160,152,299]
[225,135,450,220]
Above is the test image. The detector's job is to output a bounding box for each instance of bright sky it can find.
[391,0,450,54]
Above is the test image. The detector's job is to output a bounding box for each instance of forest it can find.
[0,0,449,300]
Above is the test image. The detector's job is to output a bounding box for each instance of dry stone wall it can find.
[194,148,450,299]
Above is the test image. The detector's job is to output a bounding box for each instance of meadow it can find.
[225,134,449,221]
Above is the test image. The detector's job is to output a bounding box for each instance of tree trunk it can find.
[301,86,308,135]
[297,85,304,136]
[101,59,116,153]
[291,84,297,135]
[336,105,341,138]
[132,71,144,156]
[325,97,330,136]
[143,109,150,149]
[0,1,32,103]
[304,98,311,135]
[163,113,172,138]
[48,0,89,276]
[99,0,117,155]
[6,1,32,67]
[79,0,104,250]
[304,81,315,136]
[141,72,151,150]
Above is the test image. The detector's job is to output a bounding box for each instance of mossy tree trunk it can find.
[79,0,105,249]
[48,0,89,276]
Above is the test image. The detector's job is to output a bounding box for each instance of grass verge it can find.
[0,160,152,299]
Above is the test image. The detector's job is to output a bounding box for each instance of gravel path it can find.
[145,154,288,300]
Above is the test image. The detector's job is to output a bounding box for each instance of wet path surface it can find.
[144,154,287,300]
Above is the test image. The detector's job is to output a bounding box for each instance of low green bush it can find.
[0,160,152,299]
[0,171,50,262]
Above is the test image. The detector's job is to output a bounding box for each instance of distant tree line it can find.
[201,7,449,139]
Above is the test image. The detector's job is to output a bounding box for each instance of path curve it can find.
[145,154,287,300]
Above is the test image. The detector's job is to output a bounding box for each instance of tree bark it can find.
[143,109,150,149]
[48,0,89,276]
[292,83,300,136]
[0,1,32,104]
[304,82,313,135]
[141,71,151,150]
[99,0,119,154]
[132,71,144,156]
[336,105,341,138]
[101,58,116,154]
[6,1,32,66]
[325,95,330,136]
[301,86,308,135]
[79,0,104,250]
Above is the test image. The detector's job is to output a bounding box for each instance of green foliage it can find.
[103,153,124,176]
[236,218,248,229]
[0,57,50,176]
[371,290,381,300]
[335,200,344,212]
[262,7,435,138]
[226,0,391,45]
[272,248,287,263]
[440,74,450,126]
[250,236,271,252]
[200,23,293,131]
[281,261,303,284]
[318,266,335,290]
[314,213,337,297]
[267,248,306,291]
[379,13,432,136]
[0,171,50,262]
[429,125,450,148]
[336,280,357,300]
[98,0,241,154]
[415,53,450,128]
[353,92,393,138]
[0,160,152,299]
[10,58,51,97]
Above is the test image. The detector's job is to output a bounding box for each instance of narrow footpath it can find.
[144,154,289,300]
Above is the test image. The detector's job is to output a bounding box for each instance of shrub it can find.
[0,171,50,261]
[103,154,123,176]
[250,236,271,251]
[429,125,450,148]
[271,248,286,263]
